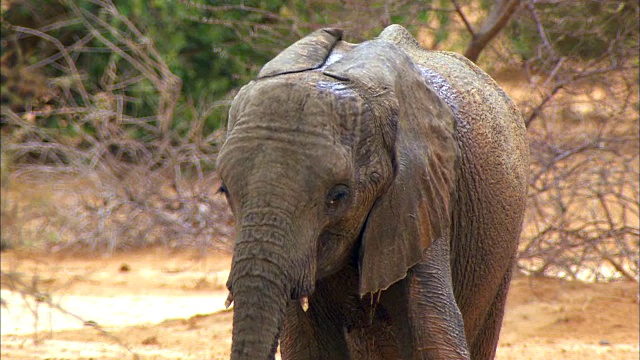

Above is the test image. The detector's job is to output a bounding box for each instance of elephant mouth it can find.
[225,271,315,313]
[290,280,314,299]
[224,287,312,313]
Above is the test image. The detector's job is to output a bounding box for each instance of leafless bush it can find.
[521,121,639,281]
[1,0,233,253]
[509,0,639,282]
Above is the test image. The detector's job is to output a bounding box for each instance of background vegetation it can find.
[1,0,638,282]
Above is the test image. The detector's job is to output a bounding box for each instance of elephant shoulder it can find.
[413,50,519,125]
[412,50,528,166]
[378,25,522,132]
[379,25,528,191]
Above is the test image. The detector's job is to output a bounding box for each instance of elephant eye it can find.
[326,184,350,209]
[216,183,231,206]
[217,184,229,197]
[217,183,235,213]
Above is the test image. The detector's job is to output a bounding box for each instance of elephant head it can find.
[216,28,458,359]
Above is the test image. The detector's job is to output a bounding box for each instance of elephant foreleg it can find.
[383,236,470,360]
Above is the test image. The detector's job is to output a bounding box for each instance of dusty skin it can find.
[0,249,637,360]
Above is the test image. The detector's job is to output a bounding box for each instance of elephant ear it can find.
[324,40,458,297]
[257,28,343,78]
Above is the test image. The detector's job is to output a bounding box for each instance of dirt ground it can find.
[1,248,638,360]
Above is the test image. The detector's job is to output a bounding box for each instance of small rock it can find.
[119,263,131,273]
[142,336,160,345]
[599,339,611,346]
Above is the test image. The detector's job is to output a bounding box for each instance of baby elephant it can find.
[216,24,529,359]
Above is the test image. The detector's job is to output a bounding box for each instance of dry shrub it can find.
[522,112,639,281]
[1,0,233,254]
[510,0,639,282]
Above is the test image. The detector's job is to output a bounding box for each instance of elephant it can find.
[216,24,529,359]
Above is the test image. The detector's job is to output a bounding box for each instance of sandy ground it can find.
[1,249,638,360]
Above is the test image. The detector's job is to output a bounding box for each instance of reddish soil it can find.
[1,249,638,360]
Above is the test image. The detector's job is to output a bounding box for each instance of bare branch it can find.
[11,25,91,106]
[451,0,475,36]
[463,0,521,63]
[1,269,141,358]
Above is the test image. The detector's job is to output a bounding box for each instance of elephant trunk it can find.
[228,208,314,359]
[230,252,288,359]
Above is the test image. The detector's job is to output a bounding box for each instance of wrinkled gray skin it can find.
[216,25,529,360]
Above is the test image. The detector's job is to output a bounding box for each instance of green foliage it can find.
[114,1,258,100]
[2,0,286,136]
[434,0,452,45]
[545,1,635,59]
[505,0,638,66]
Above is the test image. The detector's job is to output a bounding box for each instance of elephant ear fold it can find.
[257,28,343,78]
[358,118,456,296]
[325,40,458,297]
